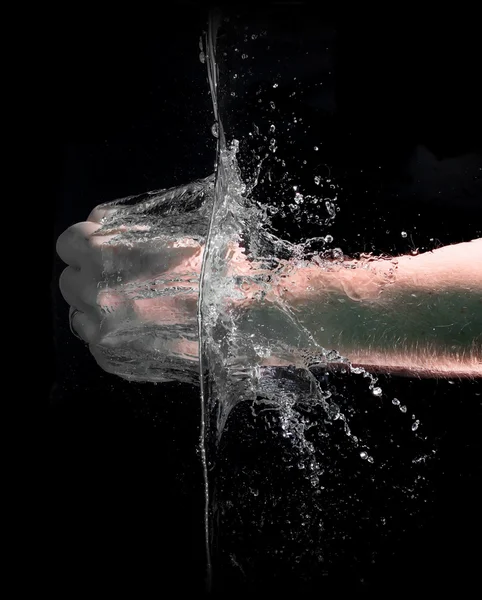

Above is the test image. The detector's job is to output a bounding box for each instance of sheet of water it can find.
[198,10,428,591]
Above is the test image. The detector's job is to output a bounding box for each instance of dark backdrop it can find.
[44,4,481,595]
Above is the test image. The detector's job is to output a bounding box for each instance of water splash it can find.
[88,9,429,591]
[197,9,423,590]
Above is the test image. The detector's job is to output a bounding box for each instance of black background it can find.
[41,3,481,595]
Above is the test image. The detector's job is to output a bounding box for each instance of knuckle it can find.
[59,267,74,298]
[55,227,73,263]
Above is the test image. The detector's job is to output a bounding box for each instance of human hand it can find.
[56,191,271,382]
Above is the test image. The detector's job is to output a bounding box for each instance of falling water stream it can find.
[197,10,426,592]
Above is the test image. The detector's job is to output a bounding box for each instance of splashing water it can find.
[198,10,427,590]
[89,9,429,591]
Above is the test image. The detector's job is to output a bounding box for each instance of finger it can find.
[59,266,104,310]
[169,338,199,360]
[59,267,91,312]
[133,294,198,326]
[56,221,104,268]
[71,310,100,344]
[87,205,119,224]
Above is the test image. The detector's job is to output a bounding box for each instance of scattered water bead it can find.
[314,175,321,185]
[392,398,400,406]
[401,231,408,238]
[372,386,382,397]
[324,234,333,243]
[270,101,276,109]
[400,405,407,413]
[367,456,374,464]
[360,451,368,460]
[325,200,336,217]
[350,367,364,374]
[412,420,420,431]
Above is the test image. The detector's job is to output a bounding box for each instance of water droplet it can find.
[314,146,319,151]
[367,456,374,464]
[360,451,368,460]
[270,101,276,110]
[372,387,382,397]
[325,234,333,243]
[392,398,400,406]
[400,405,407,413]
[273,83,278,88]
[211,122,219,138]
[199,51,206,64]
[242,53,248,59]
[401,231,408,238]
[314,175,321,185]
[270,124,276,132]
[412,420,420,431]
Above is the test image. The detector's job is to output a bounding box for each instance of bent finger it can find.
[56,221,104,268]
[59,266,105,310]
[70,310,101,344]
[87,205,119,224]
[59,267,93,313]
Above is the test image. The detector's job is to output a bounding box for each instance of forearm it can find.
[279,239,482,377]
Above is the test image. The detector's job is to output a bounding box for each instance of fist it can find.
[55,178,273,383]
[56,182,213,383]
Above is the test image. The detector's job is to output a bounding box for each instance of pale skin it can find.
[56,203,482,381]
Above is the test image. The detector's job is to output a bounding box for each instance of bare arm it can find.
[277,238,482,378]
